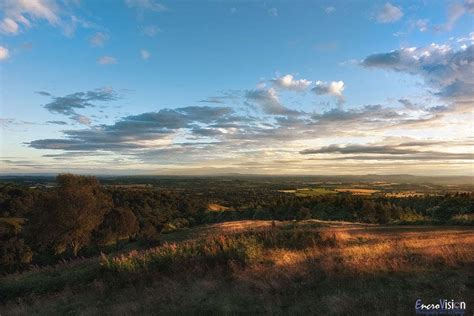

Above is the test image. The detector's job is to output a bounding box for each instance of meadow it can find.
[1,220,473,315]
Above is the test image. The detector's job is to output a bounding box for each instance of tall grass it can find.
[2,222,473,315]
[100,227,336,273]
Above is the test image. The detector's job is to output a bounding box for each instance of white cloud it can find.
[362,43,474,106]
[140,49,150,60]
[415,19,428,32]
[125,0,167,12]
[97,56,117,65]
[376,2,403,23]
[271,74,311,91]
[142,25,160,36]
[0,18,19,34]
[456,32,474,43]
[312,81,345,104]
[268,8,278,17]
[325,6,335,14]
[89,32,109,47]
[0,0,60,35]
[0,46,9,60]
[435,0,474,31]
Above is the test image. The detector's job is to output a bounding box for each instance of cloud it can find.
[325,6,335,14]
[362,43,474,105]
[97,56,117,65]
[199,90,241,104]
[311,105,404,126]
[71,114,91,125]
[29,105,238,151]
[0,17,19,34]
[199,97,225,104]
[414,19,428,32]
[140,49,150,60]
[125,0,167,12]
[435,0,474,32]
[271,74,311,91]
[39,88,118,126]
[46,120,68,125]
[42,88,118,116]
[301,143,473,161]
[89,32,109,47]
[268,8,278,17]
[142,25,160,36]
[35,91,51,96]
[0,46,9,60]
[312,81,345,104]
[376,2,403,23]
[246,88,301,116]
[0,0,69,36]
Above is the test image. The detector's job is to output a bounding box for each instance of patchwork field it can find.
[1,220,473,315]
[334,188,380,195]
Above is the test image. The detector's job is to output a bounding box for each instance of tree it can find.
[31,174,112,256]
[296,207,311,221]
[96,207,139,245]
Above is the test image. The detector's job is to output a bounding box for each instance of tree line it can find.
[1,174,473,274]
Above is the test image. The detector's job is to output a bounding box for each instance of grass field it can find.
[1,220,473,315]
[335,188,380,195]
[279,188,337,196]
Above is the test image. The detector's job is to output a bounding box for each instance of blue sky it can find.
[0,0,473,175]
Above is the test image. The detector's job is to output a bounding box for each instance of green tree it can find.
[31,174,112,256]
[96,207,139,245]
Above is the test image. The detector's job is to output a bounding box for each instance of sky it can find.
[0,0,473,176]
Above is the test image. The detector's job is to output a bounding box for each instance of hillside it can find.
[1,220,473,315]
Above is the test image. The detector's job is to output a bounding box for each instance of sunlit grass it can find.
[1,221,473,315]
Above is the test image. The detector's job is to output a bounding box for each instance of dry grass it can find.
[207,203,231,211]
[1,221,473,315]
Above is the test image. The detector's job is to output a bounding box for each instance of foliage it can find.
[0,175,472,274]
[29,174,112,256]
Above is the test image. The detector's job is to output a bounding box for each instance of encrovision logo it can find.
[415,299,466,315]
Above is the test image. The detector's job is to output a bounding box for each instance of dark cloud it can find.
[46,120,68,125]
[312,105,403,123]
[43,88,118,115]
[199,90,242,104]
[35,91,51,96]
[301,143,473,161]
[199,97,225,104]
[29,105,239,151]
[38,88,119,126]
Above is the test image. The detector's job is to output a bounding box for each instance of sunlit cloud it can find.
[0,46,9,60]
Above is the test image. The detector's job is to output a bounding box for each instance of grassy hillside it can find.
[1,220,473,315]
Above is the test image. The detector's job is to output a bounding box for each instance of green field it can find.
[280,187,338,197]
